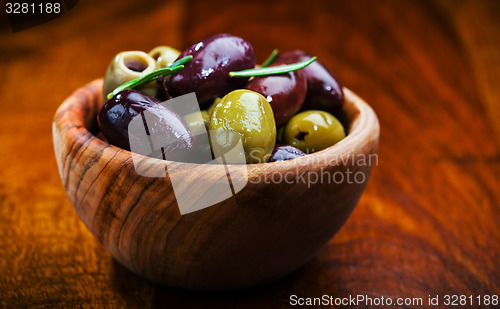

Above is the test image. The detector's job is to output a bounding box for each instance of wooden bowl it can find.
[52,79,379,290]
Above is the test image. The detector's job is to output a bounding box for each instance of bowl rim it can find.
[54,78,379,173]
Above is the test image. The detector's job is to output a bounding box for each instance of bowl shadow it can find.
[111,250,341,308]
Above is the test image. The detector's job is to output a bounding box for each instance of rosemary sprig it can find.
[229,57,316,77]
[168,55,193,67]
[106,55,193,99]
[260,49,278,67]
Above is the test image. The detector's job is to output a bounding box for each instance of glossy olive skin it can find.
[209,90,276,164]
[98,90,194,161]
[167,34,256,107]
[245,62,307,127]
[274,50,344,114]
[268,144,306,162]
[283,110,345,154]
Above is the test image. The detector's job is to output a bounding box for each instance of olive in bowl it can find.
[149,45,181,68]
[268,144,306,162]
[52,79,379,290]
[245,62,307,128]
[274,50,344,114]
[97,89,195,161]
[167,34,256,107]
[283,110,346,154]
[209,89,276,164]
[102,51,158,104]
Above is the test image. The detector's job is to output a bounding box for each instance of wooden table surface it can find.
[1,0,499,308]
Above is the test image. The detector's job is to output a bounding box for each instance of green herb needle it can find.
[260,49,278,68]
[229,57,316,77]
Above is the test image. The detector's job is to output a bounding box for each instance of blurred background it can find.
[0,0,499,307]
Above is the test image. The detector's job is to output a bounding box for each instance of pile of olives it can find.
[98,34,346,164]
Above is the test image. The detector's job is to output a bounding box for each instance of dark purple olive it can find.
[98,89,194,161]
[268,144,306,162]
[245,62,307,128]
[167,34,256,107]
[273,50,344,114]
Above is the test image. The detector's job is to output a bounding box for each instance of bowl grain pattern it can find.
[52,79,379,290]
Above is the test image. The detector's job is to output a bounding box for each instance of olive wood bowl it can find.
[52,79,379,290]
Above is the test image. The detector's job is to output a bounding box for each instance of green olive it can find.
[149,46,181,68]
[283,110,345,153]
[102,51,158,103]
[209,90,276,164]
[183,110,209,135]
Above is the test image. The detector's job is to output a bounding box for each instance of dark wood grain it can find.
[0,0,499,308]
